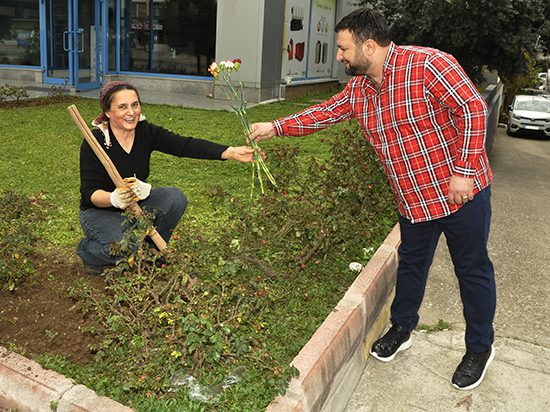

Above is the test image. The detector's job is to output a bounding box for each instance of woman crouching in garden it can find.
[77,81,256,275]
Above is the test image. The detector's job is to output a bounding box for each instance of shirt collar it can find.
[383,41,398,74]
[357,42,398,94]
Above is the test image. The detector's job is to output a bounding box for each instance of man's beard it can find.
[344,52,370,76]
[345,65,360,76]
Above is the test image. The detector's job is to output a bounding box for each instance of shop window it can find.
[115,0,217,76]
[0,0,40,66]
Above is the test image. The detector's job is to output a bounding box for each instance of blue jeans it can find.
[390,186,496,352]
[76,187,187,266]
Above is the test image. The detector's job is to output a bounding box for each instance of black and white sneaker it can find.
[452,345,495,390]
[370,324,412,362]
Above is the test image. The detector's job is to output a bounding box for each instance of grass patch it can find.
[0,94,339,247]
[417,319,452,332]
[0,92,397,411]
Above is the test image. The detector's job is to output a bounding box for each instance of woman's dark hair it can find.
[99,82,141,114]
[335,8,390,46]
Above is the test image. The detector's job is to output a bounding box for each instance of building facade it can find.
[0,0,359,102]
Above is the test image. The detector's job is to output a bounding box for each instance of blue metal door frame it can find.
[40,0,102,91]
[40,0,72,86]
[73,0,101,90]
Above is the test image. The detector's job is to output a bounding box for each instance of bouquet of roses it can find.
[208,59,276,195]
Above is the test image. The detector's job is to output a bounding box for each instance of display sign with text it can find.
[281,0,310,82]
[306,0,336,78]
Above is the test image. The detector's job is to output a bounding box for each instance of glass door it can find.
[74,0,101,90]
[41,0,71,85]
[41,0,100,91]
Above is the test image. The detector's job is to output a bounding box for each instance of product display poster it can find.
[306,0,336,78]
[281,0,310,81]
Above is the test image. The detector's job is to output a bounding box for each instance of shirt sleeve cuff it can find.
[453,160,477,178]
[272,119,284,136]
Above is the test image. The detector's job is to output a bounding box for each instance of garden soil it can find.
[0,249,104,365]
[0,95,109,366]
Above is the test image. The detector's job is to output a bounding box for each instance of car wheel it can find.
[506,125,515,136]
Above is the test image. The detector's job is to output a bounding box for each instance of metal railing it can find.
[482,80,504,155]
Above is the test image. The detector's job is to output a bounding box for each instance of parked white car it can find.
[507,95,550,138]
[538,71,550,91]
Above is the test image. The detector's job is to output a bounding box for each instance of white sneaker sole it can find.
[369,336,412,362]
[452,345,495,390]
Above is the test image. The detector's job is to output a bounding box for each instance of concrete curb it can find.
[267,224,400,412]
[0,224,400,412]
[0,346,132,412]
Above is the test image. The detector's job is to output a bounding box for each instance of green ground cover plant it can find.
[417,319,452,332]
[0,191,45,291]
[0,93,397,411]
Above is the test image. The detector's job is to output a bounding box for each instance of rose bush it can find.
[62,122,396,410]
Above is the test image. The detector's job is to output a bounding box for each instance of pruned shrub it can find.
[0,84,29,102]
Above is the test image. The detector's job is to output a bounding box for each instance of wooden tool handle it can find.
[67,104,167,251]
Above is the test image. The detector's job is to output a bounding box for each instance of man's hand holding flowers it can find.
[249,122,276,142]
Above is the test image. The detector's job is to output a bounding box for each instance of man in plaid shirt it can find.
[250,8,495,390]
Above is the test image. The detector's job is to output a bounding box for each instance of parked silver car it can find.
[507,95,550,138]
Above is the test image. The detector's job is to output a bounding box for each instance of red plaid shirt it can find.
[273,42,493,223]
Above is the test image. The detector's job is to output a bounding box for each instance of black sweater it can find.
[79,120,228,210]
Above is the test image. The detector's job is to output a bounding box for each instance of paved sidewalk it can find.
[346,330,549,411]
[345,127,550,411]
[1,79,253,111]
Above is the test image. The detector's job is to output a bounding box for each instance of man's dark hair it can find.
[335,8,390,46]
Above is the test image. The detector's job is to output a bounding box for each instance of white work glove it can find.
[124,177,152,200]
[110,186,135,209]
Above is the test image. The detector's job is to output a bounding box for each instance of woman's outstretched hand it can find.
[222,146,265,163]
